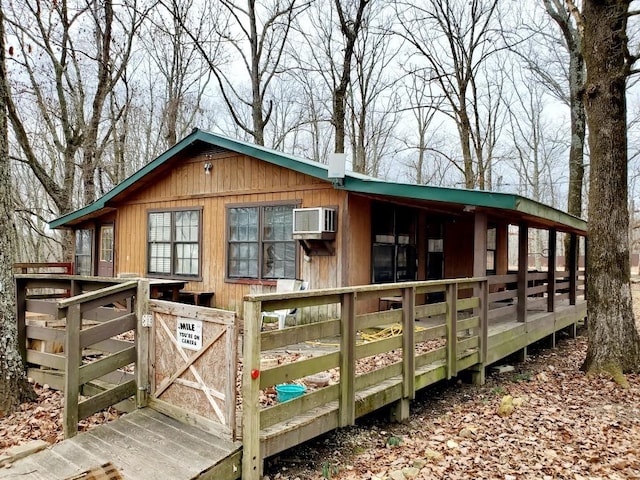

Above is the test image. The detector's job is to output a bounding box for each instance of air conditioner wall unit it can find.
[293,207,337,240]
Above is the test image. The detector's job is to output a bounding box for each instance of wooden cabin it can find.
[50,129,587,319]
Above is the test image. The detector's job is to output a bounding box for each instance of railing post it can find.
[242,299,263,480]
[470,279,488,385]
[339,292,356,427]
[136,279,150,408]
[63,303,81,439]
[547,229,557,312]
[517,222,529,322]
[15,277,27,365]
[391,287,415,422]
[569,233,578,306]
[446,283,458,379]
[402,287,415,400]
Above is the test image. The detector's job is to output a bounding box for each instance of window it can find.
[227,204,296,280]
[148,209,201,277]
[75,229,93,276]
[372,203,417,283]
[100,225,114,262]
[487,226,497,274]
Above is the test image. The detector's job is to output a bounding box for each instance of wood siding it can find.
[114,150,346,316]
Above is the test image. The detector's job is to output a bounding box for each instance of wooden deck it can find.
[9,273,586,480]
[0,408,241,480]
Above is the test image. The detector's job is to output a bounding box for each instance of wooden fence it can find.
[241,278,488,478]
[16,275,147,438]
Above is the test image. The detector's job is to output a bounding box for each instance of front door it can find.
[97,224,114,277]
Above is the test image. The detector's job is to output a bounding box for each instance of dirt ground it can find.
[1,286,640,480]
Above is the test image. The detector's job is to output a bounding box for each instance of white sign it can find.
[176,318,203,351]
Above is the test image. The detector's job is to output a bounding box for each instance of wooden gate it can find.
[146,300,237,440]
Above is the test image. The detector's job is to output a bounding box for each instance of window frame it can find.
[146,207,203,280]
[225,201,299,283]
[371,203,418,284]
[75,228,94,276]
[486,225,497,275]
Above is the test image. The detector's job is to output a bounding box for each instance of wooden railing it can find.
[242,278,488,478]
[16,275,147,438]
[487,269,585,322]
[14,262,73,275]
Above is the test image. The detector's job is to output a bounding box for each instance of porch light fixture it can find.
[204,162,213,174]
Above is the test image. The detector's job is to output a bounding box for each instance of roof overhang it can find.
[49,129,587,236]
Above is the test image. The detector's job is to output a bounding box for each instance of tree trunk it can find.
[457,107,475,189]
[0,1,36,415]
[581,0,640,375]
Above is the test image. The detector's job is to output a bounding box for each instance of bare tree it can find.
[581,0,640,377]
[172,0,304,146]
[332,0,371,156]
[0,0,36,415]
[347,3,400,176]
[144,0,211,149]
[396,0,506,189]
[505,66,565,207]
[4,0,146,216]
[397,71,453,185]
[540,0,586,220]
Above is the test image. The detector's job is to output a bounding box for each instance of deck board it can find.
[0,408,241,480]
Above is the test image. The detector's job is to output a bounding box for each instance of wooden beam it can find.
[339,292,356,427]
[446,283,458,379]
[64,303,81,439]
[473,212,488,277]
[569,233,578,305]
[78,346,136,385]
[547,229,557,312]
[15,278,27,364]
[242,299,262,480]
[517,222,529,322]
[77,379,136,420]
[78,313,136,349]
[402,287,415,401]
[136,280,150,408]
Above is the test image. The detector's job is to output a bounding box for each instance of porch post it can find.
[471,213,488,385]
[242,299,263,480]
[339,292,356,427]
[547,229,557,312]
[15,277,27,365]
[569,233,578,306]
[473,212,488,277]
[517,222,529,322]
[135,279,150,408]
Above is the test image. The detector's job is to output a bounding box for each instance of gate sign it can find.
[176,318,203,350]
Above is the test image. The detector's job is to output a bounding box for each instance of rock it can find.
[412,459,426,469]
[459,426,477,438]
[390,469,405,480]
[402,467,420,479]
[424,448,443,461]
[492,365,515,374]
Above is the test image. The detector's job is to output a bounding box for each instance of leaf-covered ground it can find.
[263,332,640,480]
[2,296,640,480]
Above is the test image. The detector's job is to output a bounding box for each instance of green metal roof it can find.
[49,128,587,233]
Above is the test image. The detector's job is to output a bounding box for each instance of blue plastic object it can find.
[276,384,306,402]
